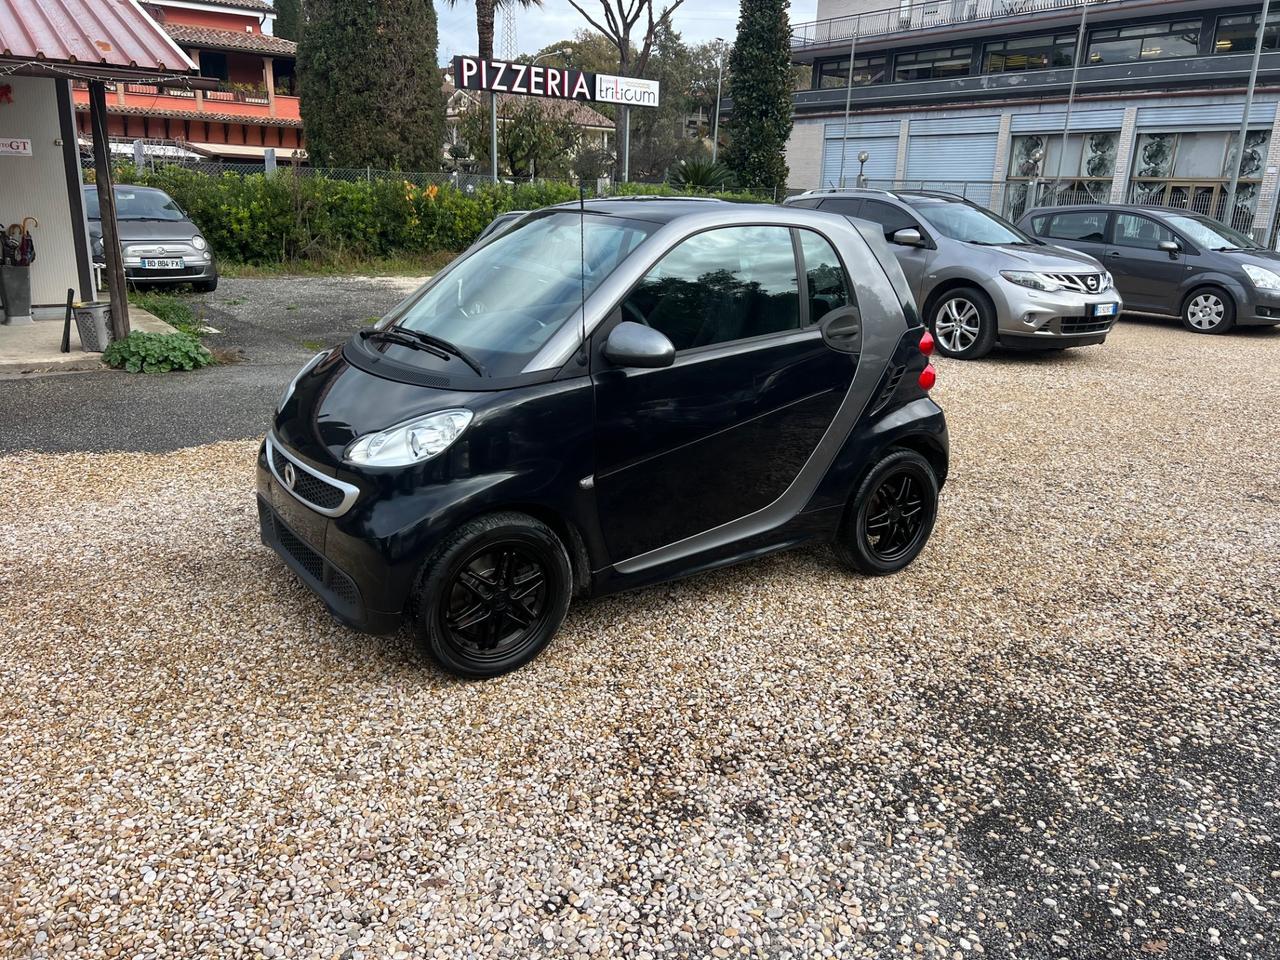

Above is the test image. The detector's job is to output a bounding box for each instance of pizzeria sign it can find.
[453,56,660,108]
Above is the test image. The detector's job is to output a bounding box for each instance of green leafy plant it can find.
[103,331,214,374]
[667,159,736,191]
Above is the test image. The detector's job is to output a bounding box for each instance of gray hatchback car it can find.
[786,189,1122,359]
[1018,204,1280,334]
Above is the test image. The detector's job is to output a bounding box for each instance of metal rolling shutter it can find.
[905,117,1000,206]
[1136,102,1278,130]
[821,119,900,188]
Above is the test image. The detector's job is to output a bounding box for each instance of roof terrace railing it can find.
[791,0,1124,48]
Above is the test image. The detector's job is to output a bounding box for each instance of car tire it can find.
[929,287,997,359]
[1181,287,1235,334]
[410,512,572,678]
[193,277,219,294]
[834,449,939,576]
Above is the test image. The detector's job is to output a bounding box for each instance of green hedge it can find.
[120,167,769,266]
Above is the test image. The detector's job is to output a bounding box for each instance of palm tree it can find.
[445,0,543,61]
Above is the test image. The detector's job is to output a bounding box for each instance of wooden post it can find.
[88,80,130,340]
[263,57,277,117]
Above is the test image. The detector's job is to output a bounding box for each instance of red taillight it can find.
[918,364,936,390]
[919,330,935,357]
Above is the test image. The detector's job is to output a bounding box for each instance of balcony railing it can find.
[792,0,1125,48]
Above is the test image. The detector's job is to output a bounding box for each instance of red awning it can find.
[0,0,198,80]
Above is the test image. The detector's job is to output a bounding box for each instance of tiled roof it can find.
[163,23,297,56]
[156,0,274,12]
[75,101,302,126]
[1,0,196,76]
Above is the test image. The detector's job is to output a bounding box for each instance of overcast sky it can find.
[437,1,820,64]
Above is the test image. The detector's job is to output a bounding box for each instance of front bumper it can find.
[96,255,218,286]
[257,443,404,634]
[1239,289,1280,326]
[989,280,1122,347]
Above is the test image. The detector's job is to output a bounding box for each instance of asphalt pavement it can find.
[0,275,425,453]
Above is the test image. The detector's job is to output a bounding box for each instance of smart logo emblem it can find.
[283,462,297,491]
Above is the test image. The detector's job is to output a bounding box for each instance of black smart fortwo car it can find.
[259,199,948,677]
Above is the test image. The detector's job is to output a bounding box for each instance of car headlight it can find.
[1103,271,1114,291]
[1242,264,1280,290]
[1001,270,1063,293]
[192,235,207,251]
[345,409,473,467]
[277,351,327,413]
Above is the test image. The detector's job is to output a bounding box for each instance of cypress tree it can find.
[299,0,445,169]
[723,0,793,193]
[275,0,302,42]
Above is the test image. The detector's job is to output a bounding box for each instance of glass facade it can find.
[815,55,887,89]
[984,33,1076,74]
[893,45,974,82]
[1214,11,1280,55]
[1130,130,1271,229]
[1004,133,1117,221]
[1087,21,1201,65]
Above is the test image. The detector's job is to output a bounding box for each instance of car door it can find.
[592,224,857,564]
[845,199,933,304]
[1042,208,1112,264]
[1105,212,1189,313]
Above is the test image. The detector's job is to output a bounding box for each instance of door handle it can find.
[1107,251,1122,258]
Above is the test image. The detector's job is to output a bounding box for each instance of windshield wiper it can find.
[361,328,451,362]
[396,329,487,376]
[1212,246,1246,252]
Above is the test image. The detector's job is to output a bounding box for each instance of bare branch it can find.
[565,0,617,42]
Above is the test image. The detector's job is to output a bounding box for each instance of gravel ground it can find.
[0,276,425,453]
[1,318,1278,960]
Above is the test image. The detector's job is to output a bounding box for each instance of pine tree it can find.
[298,0,445,169]
[723,0,792,193]
[275,0,302,42]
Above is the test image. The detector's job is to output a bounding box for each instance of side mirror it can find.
[891,227,924,247]
[602,320,675,369]
[1158,239,1181,257]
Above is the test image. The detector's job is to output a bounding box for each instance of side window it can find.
[798,229,852,323]
[788,197,824,209]
[1029,215,1048,234]
[623,226,800,352]
[818,197,863,217]
[1112,213,1175,250]
[1047,210,1109,243]
[860,200,920,242]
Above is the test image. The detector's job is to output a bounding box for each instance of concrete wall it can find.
[0,77,88,309]
[786,120,826,190]
[815,0,895,19]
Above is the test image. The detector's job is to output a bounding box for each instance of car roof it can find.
[1020,204,1206,220]
[789,188,973,205]
[550,196,742,223]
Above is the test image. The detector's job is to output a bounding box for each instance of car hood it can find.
[1219,247,1280,270]
[86,218,200,243]
[978,243,1105,271]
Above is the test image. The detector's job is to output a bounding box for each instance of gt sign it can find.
[0,137,33,157]
[453,56,659,108]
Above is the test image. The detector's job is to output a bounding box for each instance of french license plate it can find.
[1092,302,1118,317]
[141,257,184,270]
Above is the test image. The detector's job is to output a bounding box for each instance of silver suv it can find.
[785,189,1122,359]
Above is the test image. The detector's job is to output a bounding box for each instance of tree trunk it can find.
[613,42,630,180]
[477,0,496,61]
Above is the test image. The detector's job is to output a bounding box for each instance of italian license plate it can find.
[1092,302,1118,317]
[141,257,184,270]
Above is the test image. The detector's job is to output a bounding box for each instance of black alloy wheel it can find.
[412,513,571,678]
[835,449,939,576]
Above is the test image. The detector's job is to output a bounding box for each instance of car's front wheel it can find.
[930,287,996,359]
[1181,287,1235,334]
[834,449,939,576]
[411,512,572,678]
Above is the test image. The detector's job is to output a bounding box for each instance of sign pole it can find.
[837,28,858,189]
[1225,0,1271,232]
[490,90,499,183]
[622,105,631,183]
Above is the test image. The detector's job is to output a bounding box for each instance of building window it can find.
[815,54,887,89]
[199,50,229,82]
[893,45,973,82]
[1004,132,1117,220]
[1130,130,1271,229]
[984,33,1075,73]
[1087,20,1201,65]
[1214,11,1280,55]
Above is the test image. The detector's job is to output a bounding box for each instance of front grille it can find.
[259,500,363,617]
[128,267,205,280]
[270,446,346,511]
[1060,317,1114,335]
[1045,273,1105,295]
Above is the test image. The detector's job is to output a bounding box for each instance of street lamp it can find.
[712,38,726,164]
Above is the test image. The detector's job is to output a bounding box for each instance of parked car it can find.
[1018,204,1280,334]
[84,185,217,292]
[785,189,1121,359]
[260,199,947,677]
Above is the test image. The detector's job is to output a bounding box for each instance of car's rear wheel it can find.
[411,512,572,678]
[930,287,996,359]
[1181,287,1235,334]
[834,449,939,576]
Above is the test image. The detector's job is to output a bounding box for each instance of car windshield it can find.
[83,188,187,221]
[908,199,1033,245]
[390,211,657,378]
[1163,214,1258,251]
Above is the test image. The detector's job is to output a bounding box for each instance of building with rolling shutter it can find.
[786,0,1280,241]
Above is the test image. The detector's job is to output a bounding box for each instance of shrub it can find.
[103,331,214,373]
[667,159,737,191]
